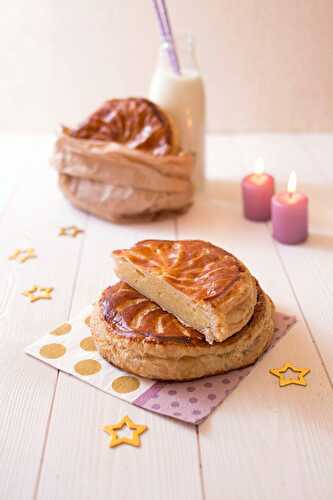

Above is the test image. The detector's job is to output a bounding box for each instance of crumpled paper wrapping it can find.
[52,134,194,223]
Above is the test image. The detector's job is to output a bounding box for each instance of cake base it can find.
[90,282,274,381]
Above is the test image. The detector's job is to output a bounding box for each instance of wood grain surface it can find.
[0,134,332,500]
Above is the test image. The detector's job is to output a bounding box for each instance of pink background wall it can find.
[1,0,333,132]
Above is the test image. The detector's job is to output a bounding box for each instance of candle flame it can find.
[287,170,297,193]
[254,157,265,175]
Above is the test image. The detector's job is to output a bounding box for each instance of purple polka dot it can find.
[189,397,198,404]
[171,401,179,408]
[187,386,196,392]
[173,412,182,417]
[168,390,177,396]
[152,404,160,410]
[204,382,212,388]
[151,393,159,399]
[208,394,216,400]
[222,378,230,384]
[192,409,201,415]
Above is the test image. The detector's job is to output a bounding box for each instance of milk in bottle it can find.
[149,34,205,189]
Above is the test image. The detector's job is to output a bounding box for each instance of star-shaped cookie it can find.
[270,362,310,387]
[58,226,84,238]
[9,248,37,263]
[104,415,148,448]
[22,285,54,303]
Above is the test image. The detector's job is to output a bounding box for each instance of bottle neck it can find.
[157,34,199,75]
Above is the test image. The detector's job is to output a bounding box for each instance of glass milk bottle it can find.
[149,34,206,189]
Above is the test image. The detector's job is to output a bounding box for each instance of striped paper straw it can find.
[152,0,181,75]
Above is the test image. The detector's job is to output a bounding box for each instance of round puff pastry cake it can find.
[112,240,257,344]
[64,97,178,156]
[54,98,194,223]
[90,282,274,381]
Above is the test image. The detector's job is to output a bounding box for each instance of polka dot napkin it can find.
[25,308,295,424]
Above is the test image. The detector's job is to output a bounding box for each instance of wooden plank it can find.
[0,138,88,500]
[178,194,333,499]
[0,135,50,216]
[273,134,333,382]
[36,216,203,500]
[2,133,333,500]
[220,133,333,382]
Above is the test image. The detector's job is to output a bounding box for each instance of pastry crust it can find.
[112,240,257,343]
[90,282,274,381]
[53,105,194,223]
[64,97,177,156]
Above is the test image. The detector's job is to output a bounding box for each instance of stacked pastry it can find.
[53,98,194,223]
[90,240,275,381]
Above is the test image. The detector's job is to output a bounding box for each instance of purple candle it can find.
[242,159,275,221]
[272,171,308,244]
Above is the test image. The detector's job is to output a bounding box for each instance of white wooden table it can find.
[1,134,333,500]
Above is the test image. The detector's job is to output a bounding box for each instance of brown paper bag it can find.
[52,134,194,223]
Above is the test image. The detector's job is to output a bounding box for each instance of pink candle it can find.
[242,159,275,221]
[271,171,308,244]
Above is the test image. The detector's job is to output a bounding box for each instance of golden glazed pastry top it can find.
[92,280,274,380]
[112,240,242,303]
[99,281,270,350]
[101,282,203,345]
[63,97,175,156]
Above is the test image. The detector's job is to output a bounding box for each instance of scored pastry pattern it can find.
[101,282,203,343]
[64,98,174,156]
[113,240,242,301]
